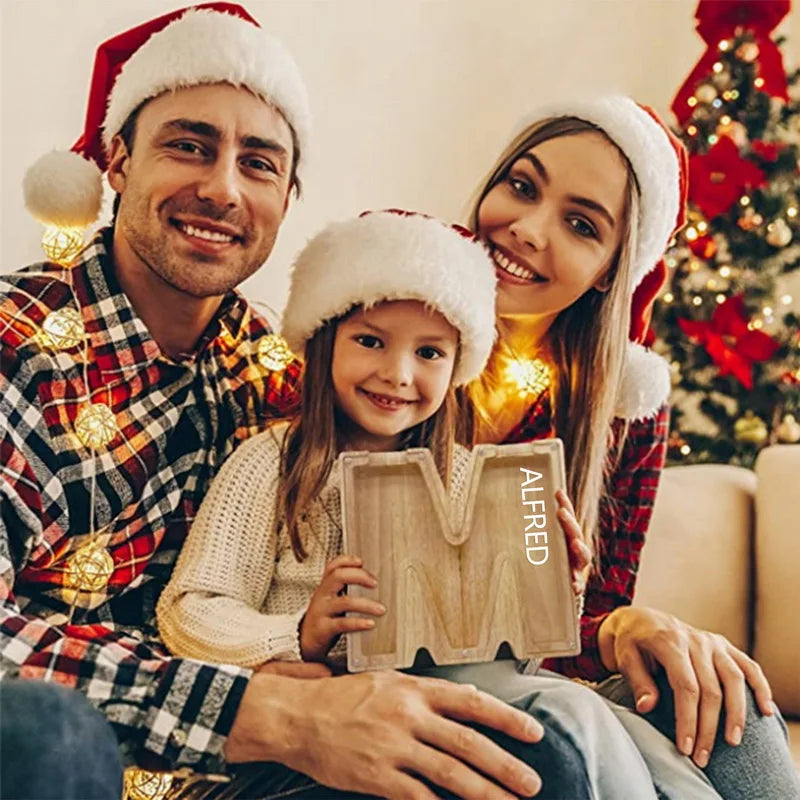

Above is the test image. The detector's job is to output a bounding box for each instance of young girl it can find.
[436,95,799,799]
[157,209,667,800]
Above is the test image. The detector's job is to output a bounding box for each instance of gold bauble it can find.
[64,541,114,593]
[39,308,85,350]
[776,413,800,444]
[257,333,295,371]
[75,403,118,449]
[123,768,174,800]
[733,411,768,445]
[41,226,85,266]
[766,218,793,248]
[735,41,759,63]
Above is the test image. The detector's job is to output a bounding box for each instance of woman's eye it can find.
[355,334,382,349]
[417,346,444,360]
[508,176,537,200]
[569,217,598,239]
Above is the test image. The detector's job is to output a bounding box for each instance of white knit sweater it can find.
[157,422,474,668]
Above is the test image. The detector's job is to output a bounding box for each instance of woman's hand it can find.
[299,555,386,662]
[597,606,774,767]
[555,489,592,596]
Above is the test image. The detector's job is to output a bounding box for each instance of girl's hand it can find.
[299,555,386,662]
[597,606,774,768]
[555,489,592,596]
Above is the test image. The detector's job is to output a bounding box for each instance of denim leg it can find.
[417,661,661,800]
[596,671,800,800]
[0,679,124,800]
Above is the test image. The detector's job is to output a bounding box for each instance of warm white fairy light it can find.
[692,296,703,306]
[688,96,698,108]
[707,279,718,290]
[720,115,732,126]
[716,294,727,304]
[713,61,724,73]
[680,444,691,455]
[763,306,774,317]
[719,39,731,52]
[257,333,295,371]
[41,226,85,266]
[697,221,709,233]
[685,227,699,241]
[781,294,793,305]
[75,403,118,450]
[788,207,798,218]
[708,134,719,145]
[719,266,732,278]
[663,292,674,303]
[506,357,551,397]
[64,541,115,593]
[740,196,751,207]
[754,77,765,89]
[666,256,678,268]
[123,769,174,800]
[38,308,85,350]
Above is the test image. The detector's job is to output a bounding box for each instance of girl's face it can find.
[477,131,628,320]
[332,300,459,451]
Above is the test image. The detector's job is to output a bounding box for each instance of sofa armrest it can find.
[753,444,800,716]
[634,464,755,652]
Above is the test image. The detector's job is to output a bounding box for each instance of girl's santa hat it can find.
[518,96,688,420]
[281,210,497,386]
[23,2,310,229]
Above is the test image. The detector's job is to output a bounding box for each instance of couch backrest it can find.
[634,463,756,652]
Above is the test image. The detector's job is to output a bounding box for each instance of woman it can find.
[448,95,799,799]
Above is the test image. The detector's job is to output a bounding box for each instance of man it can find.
[0,5,591,799]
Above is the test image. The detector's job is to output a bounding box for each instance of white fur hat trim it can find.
[102,8,311,173]
[519,96,680,290]
[281,213,497,385]
[615,342,671,420]
[23,150,103,228]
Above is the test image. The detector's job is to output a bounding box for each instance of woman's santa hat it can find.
[281,210,497,386]
[518,96,688,420]
[23,2,310,229]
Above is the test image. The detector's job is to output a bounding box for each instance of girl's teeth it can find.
[493,250,536,281]
[180,223,234,243]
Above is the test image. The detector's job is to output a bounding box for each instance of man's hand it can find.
[225,670,544,799]
[299,555,386,662]
[598,605,774,768]
[555,490,592,595]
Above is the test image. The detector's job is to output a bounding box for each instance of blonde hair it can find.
[277,308,458,562]
[464,117,640,558]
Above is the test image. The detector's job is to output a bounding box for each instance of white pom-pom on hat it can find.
[23,151,103,228]
[615,342,671,421]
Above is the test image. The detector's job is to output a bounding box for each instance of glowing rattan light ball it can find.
[39,308,85,350]
[41,226,85,266]
[257,333,295,371]
[506,358,551,397]
[75,403,118,449]
[123,768,174,800]
[64,541,115,592]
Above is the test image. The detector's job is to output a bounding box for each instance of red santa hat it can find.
[281,210,497,386]
[516,96,688,419]
[23,2,310,229]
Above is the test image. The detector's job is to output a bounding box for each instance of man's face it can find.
[107,83,294,298]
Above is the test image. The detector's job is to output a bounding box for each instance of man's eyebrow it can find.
[517,152,616,228]
[159,119,289,159]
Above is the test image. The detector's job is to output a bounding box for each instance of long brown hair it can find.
[465,117,640,558]
[277,306,459,561]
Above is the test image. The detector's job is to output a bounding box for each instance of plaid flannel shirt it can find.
[500,390,669,681]
[0,228,301,770]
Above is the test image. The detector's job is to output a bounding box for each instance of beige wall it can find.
[2,0,799,323]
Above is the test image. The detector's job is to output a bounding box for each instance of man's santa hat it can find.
[23,2,310,229]
[517,96,688,420]
[281,210,497,386]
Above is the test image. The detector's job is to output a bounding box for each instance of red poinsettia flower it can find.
[750,140,783,162]
[695,0,789,43]
[678,294,780,389]
[688,137,767,220]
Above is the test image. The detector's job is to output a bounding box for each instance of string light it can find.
[787,207,798,218]
[719,266,732,278]
[719,39,731,52]
[123,769,174,800]
[716,294,727,304]
[697,221,709,233]
[685,227,698,241]
[707,279,718,289]
[708,134,719,145]
[754,77,765,89]
[688,96,698,108]
[720,115,732,126]
[505,357,551,397]
[740,196,751,207]
[712,62,724,73]
[692,296,703,306]
[781,294,793,304]
[666,257,678,268]
[690,260,701,272]
[680,444,691,455]
[38,308,85,350]
[763,306,774,316]
[75,403,119,450]
[687,125,698,136]
[64,540,115,593]
[257,333,295,371]
[730,89,740,100]
[41,227,85,266]
[663,292,674,304]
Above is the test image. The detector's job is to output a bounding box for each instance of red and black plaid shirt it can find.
[0,228,301,770]
[500,391,669,681]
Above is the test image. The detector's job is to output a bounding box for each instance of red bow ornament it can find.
[678,294,780,389]
[688,136,766,219]
[672,0,790,126]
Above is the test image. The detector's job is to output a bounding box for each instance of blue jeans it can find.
[0,679,124,800]
[597,671,800,800]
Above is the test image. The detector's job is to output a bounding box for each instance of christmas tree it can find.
[654,0,800,467]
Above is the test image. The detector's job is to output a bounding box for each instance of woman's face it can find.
[477,131,629,320]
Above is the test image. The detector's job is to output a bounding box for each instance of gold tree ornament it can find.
[41,226,85,266]
[733,411,768,445]
[75,403,119,449]
[64,540,114,592]
[506,358,551,397]
[776,413,800,443]
[257,333,295,371]
[39,308,85,350]
[123,769,174,800]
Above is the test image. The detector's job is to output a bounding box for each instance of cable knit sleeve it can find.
[157,424,305,668]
